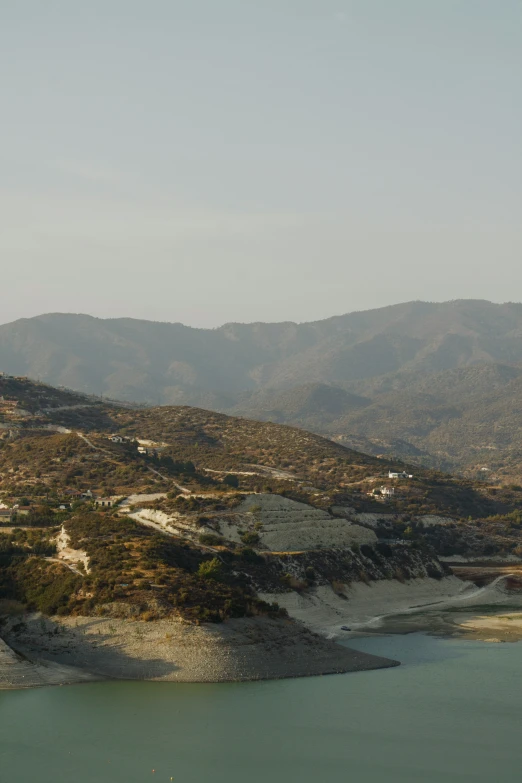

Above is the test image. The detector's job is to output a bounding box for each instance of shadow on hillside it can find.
[2,615,179,680]
[45,407,119,432]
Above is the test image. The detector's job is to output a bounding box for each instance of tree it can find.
[197,558,223,581]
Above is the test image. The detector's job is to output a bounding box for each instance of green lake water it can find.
[1,633,521,783]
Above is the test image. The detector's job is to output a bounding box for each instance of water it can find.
[1,633,522,783]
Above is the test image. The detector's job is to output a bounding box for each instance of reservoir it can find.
[1,633,521,782]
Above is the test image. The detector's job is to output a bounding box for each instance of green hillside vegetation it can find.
[1,378,520,519]
[1,378,522,629]
[231,365,522,481]
[0,515,281,622]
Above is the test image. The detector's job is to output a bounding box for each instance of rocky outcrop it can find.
[249,541,453,636]
[235,540,448,595]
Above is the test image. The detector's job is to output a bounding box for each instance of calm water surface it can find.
[1,633,521,783]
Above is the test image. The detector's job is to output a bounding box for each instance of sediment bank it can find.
[0,635,96,689]
[260,574,522,637]
[0,614,398,690]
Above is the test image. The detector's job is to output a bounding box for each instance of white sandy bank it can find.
[261,576,479,637]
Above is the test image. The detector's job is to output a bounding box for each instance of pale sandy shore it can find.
[455,612,522,642]
[262,576,474,637]
[0,614,398,690]
[6,573,522,689]
[262,575,522,639]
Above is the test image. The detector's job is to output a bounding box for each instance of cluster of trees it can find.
[0,529,65,614]
[146,453,196,475]
[13,513,279,624]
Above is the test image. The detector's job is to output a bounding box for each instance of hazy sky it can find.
[1,1,520,327]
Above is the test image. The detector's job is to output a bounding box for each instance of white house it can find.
[94,497,119,508]
[388,471,413,479]
[380,486,395,497]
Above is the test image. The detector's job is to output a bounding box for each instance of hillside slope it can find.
[2,378,522,685]
[2,300,522,476]
[234,364,522,479]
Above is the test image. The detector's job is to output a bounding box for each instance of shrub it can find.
[240,531,260,546]
[280,573,307,592]
[198,533,223,546]
[197,558,223,581]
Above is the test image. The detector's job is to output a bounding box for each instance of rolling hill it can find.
[1,299,522,477]
[2,377,522,686]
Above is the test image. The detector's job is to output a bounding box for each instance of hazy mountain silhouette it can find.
[2,299,522,474]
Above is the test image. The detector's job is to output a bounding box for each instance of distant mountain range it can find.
[2,299,522,477]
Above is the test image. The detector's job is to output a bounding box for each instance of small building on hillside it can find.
[0,509,13,524]
[0,398,18,412]
[65,489,82,498]
[94,496,120,508]
[369,486,396,500]
[108,435,131,444]
[388,471,413,479]
[379,486,395,497]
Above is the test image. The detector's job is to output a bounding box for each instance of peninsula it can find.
[1,376,521,687]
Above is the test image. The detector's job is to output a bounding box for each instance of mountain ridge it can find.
[3,299,522,398]
[2,299,522,477]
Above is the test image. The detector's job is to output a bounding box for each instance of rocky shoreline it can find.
[0,635,97,689]
[0,614,398,689]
